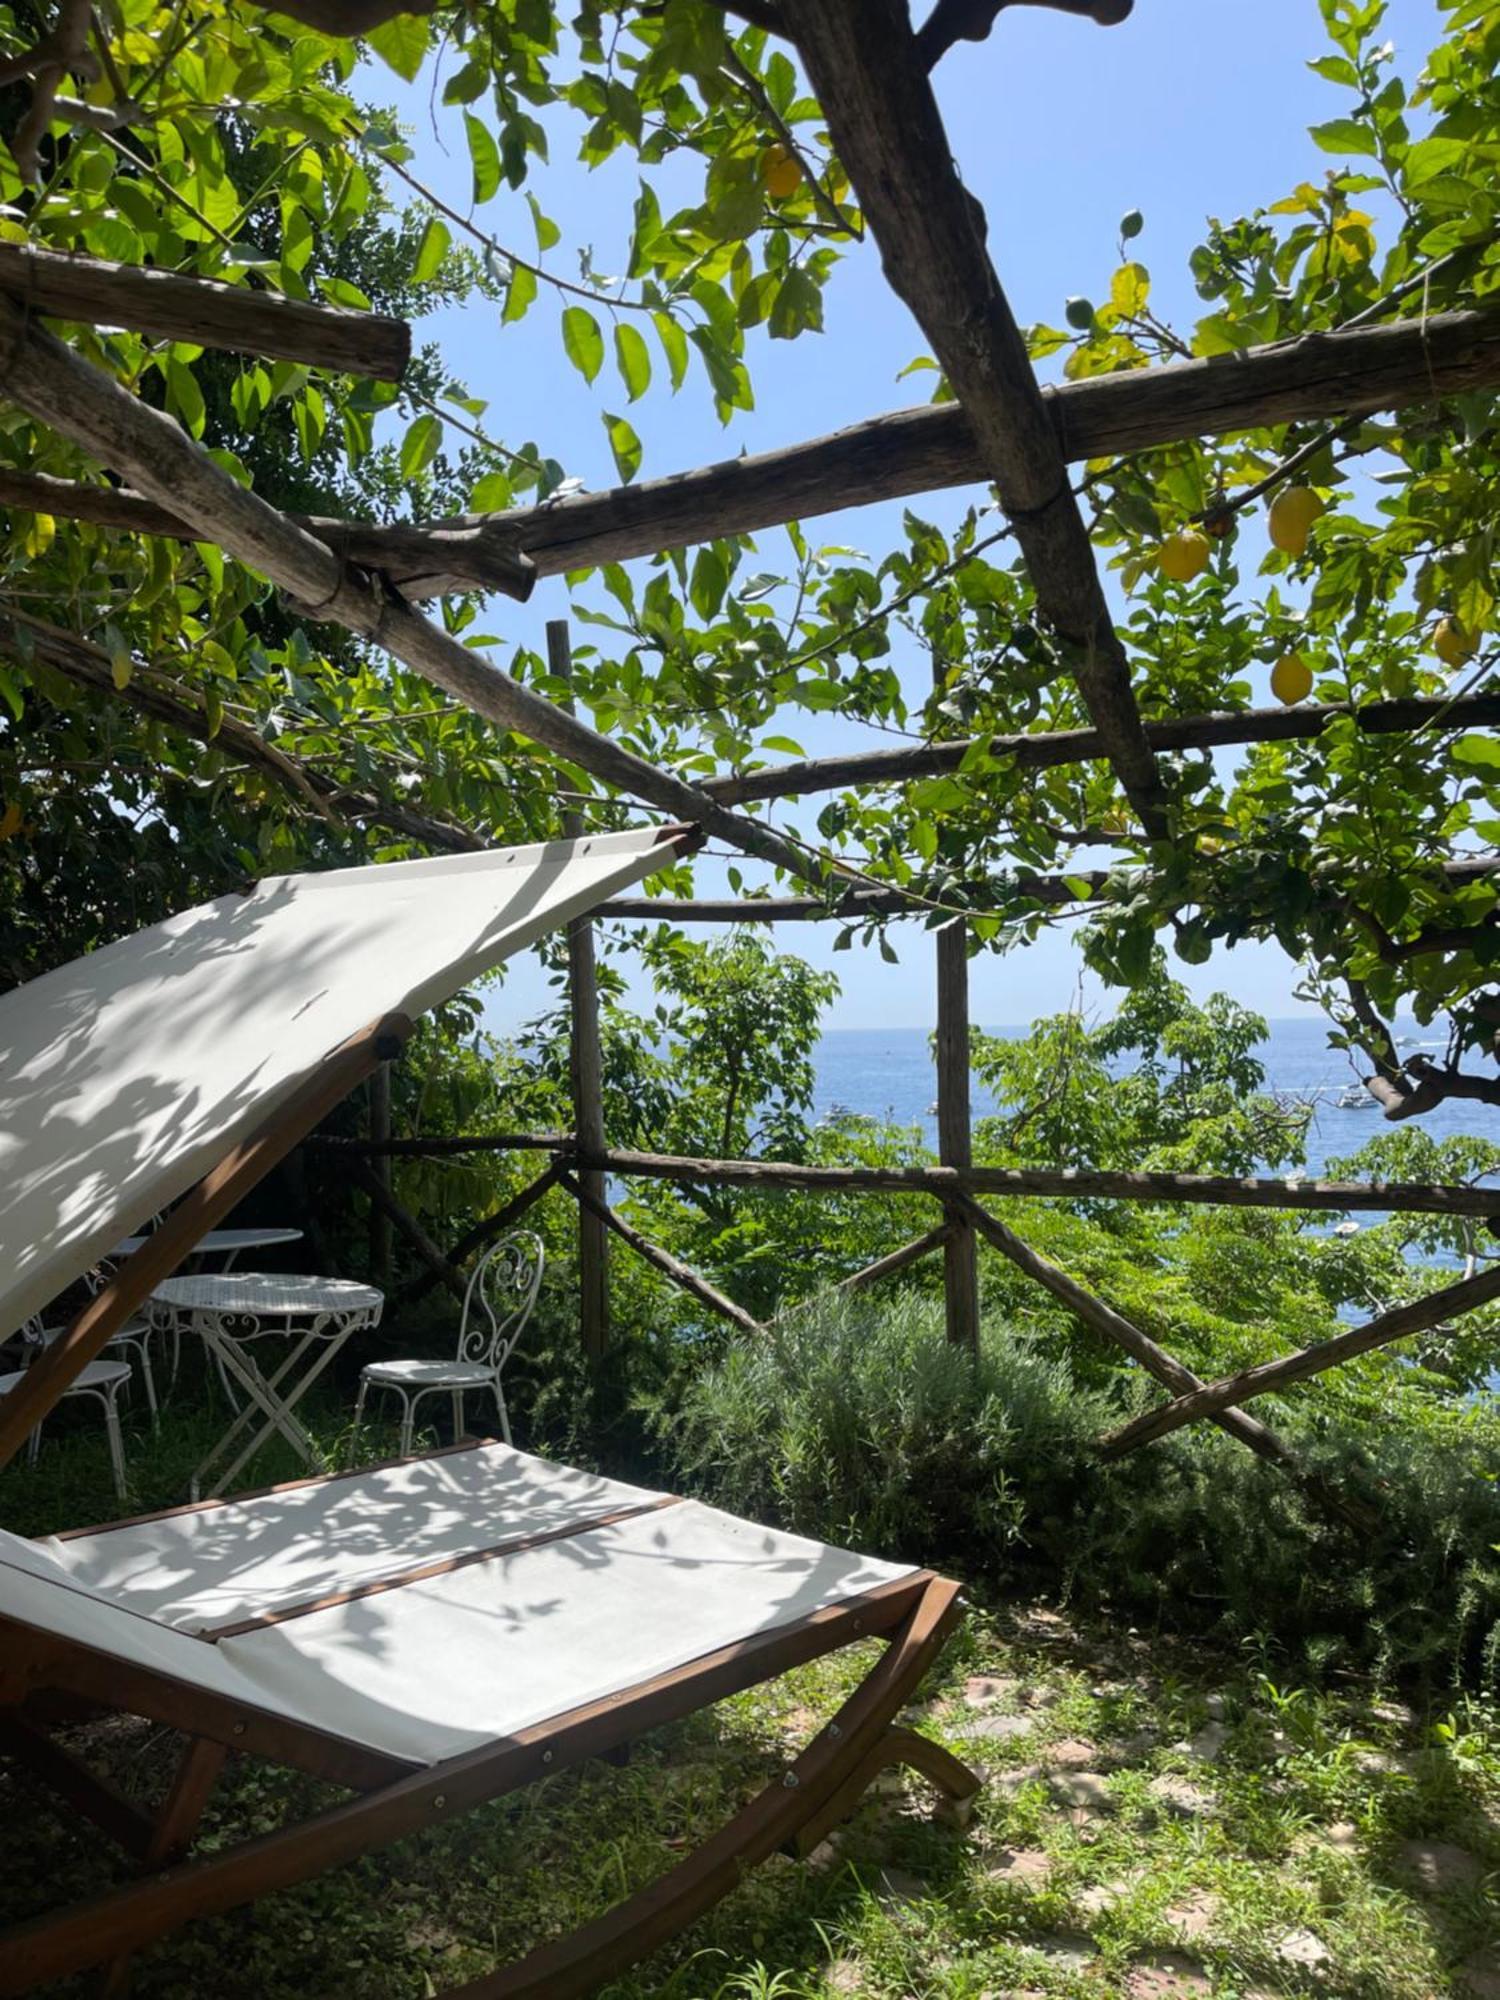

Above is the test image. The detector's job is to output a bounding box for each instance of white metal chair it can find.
[352,1232,544,1454]
[0,1318,132,1498]
[79,1260,160,1424]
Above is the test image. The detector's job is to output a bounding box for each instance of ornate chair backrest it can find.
[1,1318,44,1369]
[455,1232,545,1373]
[86,1212,166,1294]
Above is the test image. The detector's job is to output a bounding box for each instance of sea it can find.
[810,1017,1500,1181]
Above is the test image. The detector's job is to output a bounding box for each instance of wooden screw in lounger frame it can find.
[0,1010,413,1474]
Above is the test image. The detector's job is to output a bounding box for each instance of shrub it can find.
[653,1293,1500,1690]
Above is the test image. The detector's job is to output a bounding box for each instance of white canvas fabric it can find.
[0,1447,916,1768]
[217,1498,913,1764]
[0,1527,297,1719]
[0,829,678,1342]
[42,1444,666,1631]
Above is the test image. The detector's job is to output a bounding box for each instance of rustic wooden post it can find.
[368,1061,393,1293]
[548,619,610,1362]
[935,917,980,1349]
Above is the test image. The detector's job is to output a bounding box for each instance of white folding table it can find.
[122,1229,305,1401]
[112,1226,304,1262]
[152,1273,382,1499]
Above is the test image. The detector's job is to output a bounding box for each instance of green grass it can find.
[3,1400,1499,1997]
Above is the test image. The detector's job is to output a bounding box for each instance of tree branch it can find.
[0,290,827,891]
[794,0,1168,835]
[4,0,94,184]
[917,0,1131,71]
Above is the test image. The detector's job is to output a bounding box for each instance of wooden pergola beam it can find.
[5,308,1498,601]
[311,1131,1500,1221]
[583,1145,1500,1219]
[0,293,825,891]
[948,1191,1368,1527]
[792,0,1169,834]
[1099,1258,1500,1455]
[604,856,1497,925]
[557,1171,765,1339]
[706,692,1500,805]
[0,242,411,381]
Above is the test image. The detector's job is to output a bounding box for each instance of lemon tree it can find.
[0,0,1495,1120]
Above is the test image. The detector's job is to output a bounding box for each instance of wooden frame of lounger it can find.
[0,1447,976,1998]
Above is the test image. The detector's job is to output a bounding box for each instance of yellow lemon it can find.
[1432,616,1478,668]
[0,800,20,841]
[759,145,802,201]
[1270,651,1314,705]
[1157,529,1211,583]
[1267,484,1324,556]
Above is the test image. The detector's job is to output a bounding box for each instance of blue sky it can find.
[372,0,1439,1032]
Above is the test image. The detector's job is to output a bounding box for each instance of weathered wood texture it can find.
[302,1133,1500,1220]
[397,1163,566,1308]
[604,856,1496,925]
[583,1146,1500,1218]
[347,1156,467,1305]
[792,0,1167,833]
[551,622,611,1362]
[935,921,979,1348]
[0,1715,155,1859]
[1099,1258,1500,1455]
[557,1171,766,1339]
[0,294,821,887]
[311,1131,572,1157]
[825,1224,954,1303]
[705,692,1500,805]
[457,1581,965,2000]
[10,307,1494,599]
[949,1193,1378,1534]
[0,468,539,602]
[0,241,411,379]
[368,1063,393,1293]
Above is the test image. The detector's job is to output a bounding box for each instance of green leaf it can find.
[1452,734,1500,771]
[100,621,132,691]
[468,470,513,512]
[1307,53,1359,85]
[653,311,689,391]
[443,61,489,105]
[367,14,429,81]
[603,411,642,483]
[413,217,450,285]
[690,546,727,620]
[400,413,443,479]
[503,263,537,325]
[768,267,823,341]
[526,192,560,252]
[1110,261,1149,316]
[1309,116,1379,158]
[563,306,605,383]
[465,113,502,204]
[166,358,206,438]
[614,321,651,402]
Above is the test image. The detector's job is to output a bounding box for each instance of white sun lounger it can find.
[0,1440,973,1997]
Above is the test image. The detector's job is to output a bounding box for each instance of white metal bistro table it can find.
[120,1230,305,1403]
[152,1274,382,1500]
[112,1226,304,1263]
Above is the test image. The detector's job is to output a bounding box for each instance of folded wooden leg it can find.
[788,1723,982,1857]
[146,1737,228,1867]
[100,1736,229,1998]
[0,1714,155,1860]
[463,1574,966,2000]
